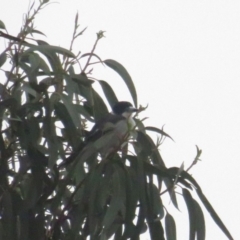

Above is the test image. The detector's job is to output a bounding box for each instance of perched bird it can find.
[86,101,138,157]
[60,101,138,167]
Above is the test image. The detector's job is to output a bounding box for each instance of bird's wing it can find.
[86,114,126,142]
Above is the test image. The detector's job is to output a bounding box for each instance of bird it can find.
[86,101,138,157]
[60,101,138,167]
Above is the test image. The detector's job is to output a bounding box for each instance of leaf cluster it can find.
[0,2,234,240]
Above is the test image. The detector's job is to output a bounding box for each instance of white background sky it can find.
[1,1,239,239]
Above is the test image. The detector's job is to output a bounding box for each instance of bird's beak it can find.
[128,106,138,112]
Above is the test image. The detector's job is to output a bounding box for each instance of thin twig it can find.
[81,31,105,73]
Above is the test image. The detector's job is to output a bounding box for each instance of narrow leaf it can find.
[25,29,46,36]
[165,212,176,240]
[99,80,118,108]
[75,26,87,38]
[54,101,79,148]
[104,59,137,107]
[26,44,75,58]
[81,52,103,64]
[33,53,51,75]
[147,182,164,218]
[122,166,139,239]
[2,192,15,239]
[134,153,147,236]
[71,72,94,86]
[29,52,41,73]
[145,126,174,141]
[19,84,37,97]
[163,177,179,210]
[195,187,233,240]
[147,218,165,240]
[193,199,205,240]
[103,166,126,230]
[74,104,94,122]
[92,88,108,121]
[168,168,234,240]
[59,93,80,129]
[0,83,10,99]
[182,188,196,240]
[0,53,7,67]
[0,21,6,30]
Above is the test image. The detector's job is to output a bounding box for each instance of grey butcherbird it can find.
[86,101,138,157]
[60,101,138,167]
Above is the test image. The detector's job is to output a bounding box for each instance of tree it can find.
[0,1,234,239]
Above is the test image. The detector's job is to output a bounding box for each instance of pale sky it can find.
[1,1,239,239]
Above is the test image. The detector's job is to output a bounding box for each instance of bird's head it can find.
[112,101,138,118]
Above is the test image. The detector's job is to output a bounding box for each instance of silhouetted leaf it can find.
[19,83,37,97]
[145,126,174,141]
[59,93,81,129]
[22,52,50,75]
[71,72,94,86]
[146,182,164,218]
[104,59,137,107]
[164,177,179,211]
[0,53,7,67]
[0,21,6,29]
[0,83,10,101]
[103,166,125,230]
[81,52,103,64]
[165,212,176,240]
[122,167,139,238]
[92,88,108,121]
[182,188,196,240]
[134,152,148,237]
[147,218,165,240]
[99,80,118,108]
[1,191,16,239]
[75,26,87,38]
[195,187,233,240]
[54,101,79,148]
[29,52,41,73]
[169,168,234,240]
[136,130,167,196]
[78,85,94,108]
[136,131,152,156]
[24,28,46,36]
[34,40,63,73]
[193,199,205,240]
[74,104,94,122]
[27,44,75,58]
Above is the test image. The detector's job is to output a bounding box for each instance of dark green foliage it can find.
[0,2,234,240]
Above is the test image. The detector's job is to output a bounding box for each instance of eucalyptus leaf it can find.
[145,126,174,141]
[98,80,118,108]
[147,218,165,240]
[103,166,125,229]
[59,93,81,129]
[27,44,75,58]
[54,101,79,148]
[0,53,7,67]
[0,21,6,29]
[168,167,234,240]
[92,88,109,121]
[81,52,103,64]
[193,199,205,240]
[182,188,196,240]
[104,59,137,107]
[146,182,164,218]
[165,213,176,240]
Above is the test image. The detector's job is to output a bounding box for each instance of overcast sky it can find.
[1,1,239,239]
